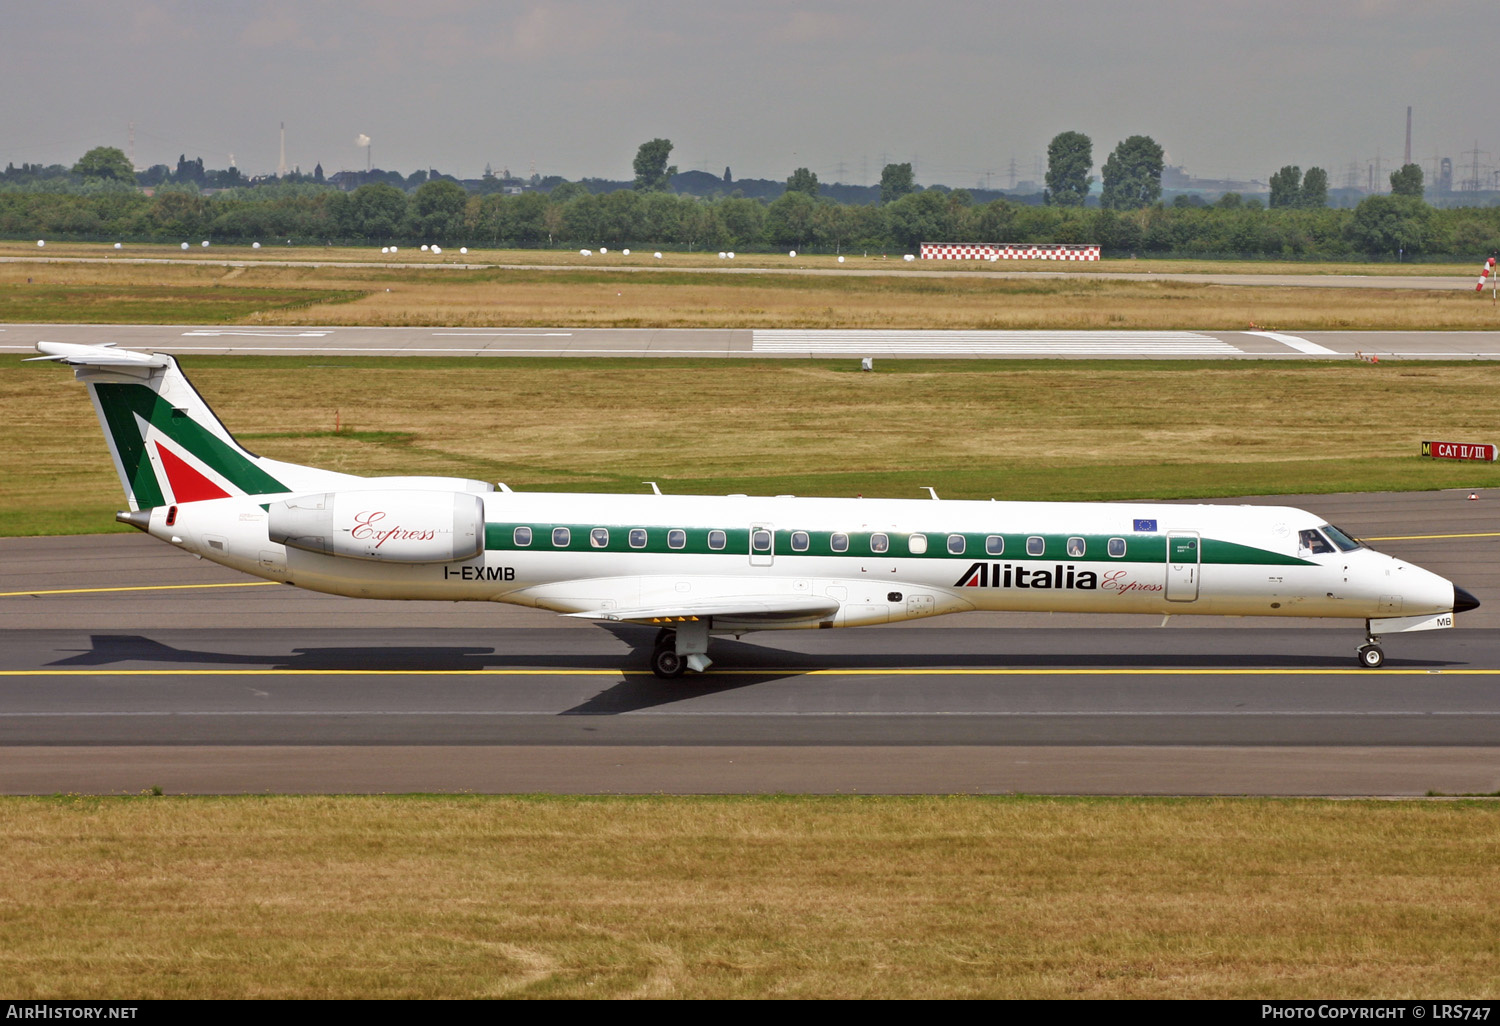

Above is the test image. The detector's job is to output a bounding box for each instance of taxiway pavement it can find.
[2,490,1496,795]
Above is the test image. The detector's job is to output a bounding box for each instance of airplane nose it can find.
[1454,586,1481,614]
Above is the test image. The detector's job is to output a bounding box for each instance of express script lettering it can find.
[350,510,438,548]
[1099,569,1164,595]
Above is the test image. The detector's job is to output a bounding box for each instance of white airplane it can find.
[32,341,1478,675]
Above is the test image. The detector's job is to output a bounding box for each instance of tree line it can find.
[1,141,1495,258]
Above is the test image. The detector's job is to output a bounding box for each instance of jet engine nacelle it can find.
[268,489,485,564]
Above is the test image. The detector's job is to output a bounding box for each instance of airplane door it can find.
[1165,531,1200,602]
[750,524,774,566]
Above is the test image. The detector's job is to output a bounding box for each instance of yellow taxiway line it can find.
[0,581,278,598]
[1364,532,1500,541]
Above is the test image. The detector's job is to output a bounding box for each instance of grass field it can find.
[4,244,1499,330]
[1,240,1482,275]
[5,245,1499,999]
[2,794,1497,999]
[6,355,1499,537]
[0,281,362,323]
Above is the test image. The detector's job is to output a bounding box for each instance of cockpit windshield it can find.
[1299,528,1334,554]
[1300,525,1362,555]
[1321,524,1363,552]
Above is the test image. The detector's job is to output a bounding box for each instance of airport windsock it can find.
[1478,257,1495,292]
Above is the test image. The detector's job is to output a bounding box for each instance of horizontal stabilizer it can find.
[565,595,840,624]
[28,342,172,368]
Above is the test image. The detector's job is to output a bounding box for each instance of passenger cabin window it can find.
[628,528,647,549]
[552,527,570,547]
[590,528,609,548]
[870,533,889,553]
[513,526,532,547]
[908,533,928,555]
[668,529,687,550]
[1067,536,1086,558]
[1299,528,1335,554]
[831,532,849,553]
[985,535,1004,556]
[947,534,966,555]
[1026,536,1045,557]
[791,531,810,552]
[1322,524,1363,552]
[708,529,727,551]
[752,529,772,552]
[1107,537,1127,558]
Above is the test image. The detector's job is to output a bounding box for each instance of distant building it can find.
[1162,164,1268,197]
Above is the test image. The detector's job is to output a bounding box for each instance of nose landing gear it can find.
[1357,622,1385,668]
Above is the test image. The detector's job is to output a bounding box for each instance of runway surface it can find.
[5,322,1500,359]
[2,490,1498,795]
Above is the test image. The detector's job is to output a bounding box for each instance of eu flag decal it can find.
[1133,519,1158,532]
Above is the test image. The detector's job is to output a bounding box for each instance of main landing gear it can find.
[651,621,713,679]
[652,629,686,678]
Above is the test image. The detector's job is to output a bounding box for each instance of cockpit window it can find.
[1298,528,1335,554]
[1322,524,1363,552]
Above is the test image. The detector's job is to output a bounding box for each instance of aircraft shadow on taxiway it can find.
[42,627,1467,675]
[37,630,1472,717]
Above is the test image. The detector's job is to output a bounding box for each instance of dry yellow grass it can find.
[1,795,1496,999]
[252,275,1500,331]
[5,252,1497,330]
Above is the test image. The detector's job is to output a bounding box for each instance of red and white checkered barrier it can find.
[1478,257,1495,293]
[920,243,1101,261]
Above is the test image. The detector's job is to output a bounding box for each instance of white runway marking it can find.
[1245,330,1338,355]
[753,329,1242,355]
[431,332,574,337]
[181,330,333,337]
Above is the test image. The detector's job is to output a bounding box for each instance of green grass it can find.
[0,282,364,323]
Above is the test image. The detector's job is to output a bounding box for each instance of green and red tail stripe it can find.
[30,342,292,510]
[90,380,287,507]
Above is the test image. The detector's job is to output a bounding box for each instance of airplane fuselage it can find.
[142,489,1458,631]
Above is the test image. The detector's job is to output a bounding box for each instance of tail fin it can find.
[32,342,339,510]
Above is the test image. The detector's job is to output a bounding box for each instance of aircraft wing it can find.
[563,595,840,624]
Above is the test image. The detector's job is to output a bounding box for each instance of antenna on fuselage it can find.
[922,486,940,500]
[644,481,662,495]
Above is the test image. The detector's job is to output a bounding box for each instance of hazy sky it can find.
[3,1,1493,188]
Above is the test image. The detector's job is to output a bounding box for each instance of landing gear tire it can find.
[651,640,686,679]
[1357,643,1385,669]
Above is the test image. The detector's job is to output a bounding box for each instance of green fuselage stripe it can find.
[481,523,1312,566]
